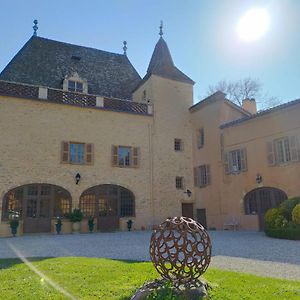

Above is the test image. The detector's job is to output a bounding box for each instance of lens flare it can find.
[237,8,270,42]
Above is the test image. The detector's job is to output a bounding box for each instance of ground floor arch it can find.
[2,184,72,233]
[244,187,287,230]
[79,184,135,231]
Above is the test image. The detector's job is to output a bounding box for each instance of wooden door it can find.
[23,185,52,233]
[98,197,119,231]
[197,209,207,228]
[182,203,194,219]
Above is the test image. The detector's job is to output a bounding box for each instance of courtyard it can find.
[0,230,299,280]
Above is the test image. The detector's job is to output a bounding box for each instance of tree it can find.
[207,77,280,109]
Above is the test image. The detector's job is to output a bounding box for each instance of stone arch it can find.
[244,187,287,230]
[2,183,72,233]
[79,184,135,231]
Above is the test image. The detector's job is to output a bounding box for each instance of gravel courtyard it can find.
[0,231,299,280]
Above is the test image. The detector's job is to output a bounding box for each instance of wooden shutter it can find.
[240,148,247,171]
[289,136,299,162]
[266,141,275,166]
[206,165,211,185]
[112,145,118,166]
[132,147,140,167]
[61,141,69,163]
[194,167,199,186]
[224,152,230,174]
[85,143,94,165]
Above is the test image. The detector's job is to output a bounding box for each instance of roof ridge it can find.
[32,36,125,57]
[220,97,300,129]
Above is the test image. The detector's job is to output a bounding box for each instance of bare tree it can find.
[207,77,280,109]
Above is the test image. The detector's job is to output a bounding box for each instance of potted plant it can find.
[9,211,20,237]
[88,216,95,233]
[55,217,62,234]
[127,219,133,231]
[69,208,83,233]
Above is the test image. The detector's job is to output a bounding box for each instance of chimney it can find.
[242,98,257,114]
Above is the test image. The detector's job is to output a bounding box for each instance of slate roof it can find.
[220,98,300,129]
[0,36,141,100]
[133,37,194,91]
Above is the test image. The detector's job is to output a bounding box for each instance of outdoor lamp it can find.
[75,173,81,184]
[256,174,262,184]
[184,189,192,197]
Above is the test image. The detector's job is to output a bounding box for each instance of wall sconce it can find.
[75,173,81,185]
[256,173,262,184]
[184,189,192,197]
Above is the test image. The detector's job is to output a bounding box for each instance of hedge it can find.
[265,227,300,240]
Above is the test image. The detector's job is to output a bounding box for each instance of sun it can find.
[237,8,270,42]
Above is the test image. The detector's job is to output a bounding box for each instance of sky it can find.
[0,0,299,106]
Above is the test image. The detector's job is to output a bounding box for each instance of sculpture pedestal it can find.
[130,278,208,300]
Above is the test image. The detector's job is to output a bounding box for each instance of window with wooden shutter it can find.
[132,147,140,167]
[224,152,229,174]
[206,165,211,185]
[289,136,299,162]
[85,143,94,165]
[194,167,199,186]
[112,145,118,166]
[61,141,69,163]
[199,165,211,187]
[266,141,275,166]
[240,148,247,171]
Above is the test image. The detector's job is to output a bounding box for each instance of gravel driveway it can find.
[0,231,299,280]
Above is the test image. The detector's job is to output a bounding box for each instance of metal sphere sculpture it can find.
[150,217,212,287]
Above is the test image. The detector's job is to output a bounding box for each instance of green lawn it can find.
[0,257,299,299]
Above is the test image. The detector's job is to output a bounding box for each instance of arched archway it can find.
[2,184,72,233]
[80,184,135,231]
[244,187,287,230]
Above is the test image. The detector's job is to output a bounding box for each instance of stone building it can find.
[0,25,299,236]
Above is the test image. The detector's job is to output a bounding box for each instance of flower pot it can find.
[72,222,81,233]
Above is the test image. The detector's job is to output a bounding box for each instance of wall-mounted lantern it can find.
[256,173,262,184]
[75,173,81,185]
[184,189,192,197]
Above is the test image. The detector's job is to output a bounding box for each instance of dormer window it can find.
[63,72,88,94]
[68,80,83,93]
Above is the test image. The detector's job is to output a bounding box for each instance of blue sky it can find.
[0,0,299,105]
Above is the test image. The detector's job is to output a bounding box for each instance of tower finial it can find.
[159,20,163,37]
[123,41,127,55]
[33,19,38,36]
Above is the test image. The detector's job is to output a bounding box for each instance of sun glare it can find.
[237,8,270,42]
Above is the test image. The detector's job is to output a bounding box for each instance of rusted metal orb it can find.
[149,217,212,286]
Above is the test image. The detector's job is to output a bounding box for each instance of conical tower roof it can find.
[146,37,194,84]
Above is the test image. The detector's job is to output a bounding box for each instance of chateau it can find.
[0,24,299,236]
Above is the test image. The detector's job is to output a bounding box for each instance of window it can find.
[198,128,204,148]
[79,194,96,217]
[174,139,183,151]
[61,141,93,165]
[267,136,299,166]
[194,165,211,187]
[68,80,83,93]
[120,189,135,217]
[176,177,184,189]
[112,145,140,168]
[224,148,247,174]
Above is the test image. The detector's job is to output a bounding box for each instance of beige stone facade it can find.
[0,33,299,236]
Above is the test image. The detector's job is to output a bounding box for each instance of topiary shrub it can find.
[265,227,300,240]
[292,204,300,225]
[69,208,83,223]
[264,208,281,229]
[279,197,300,221]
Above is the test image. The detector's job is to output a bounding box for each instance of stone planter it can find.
[72,222,81,234]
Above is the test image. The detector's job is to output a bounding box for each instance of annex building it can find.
[0,24,299,236]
